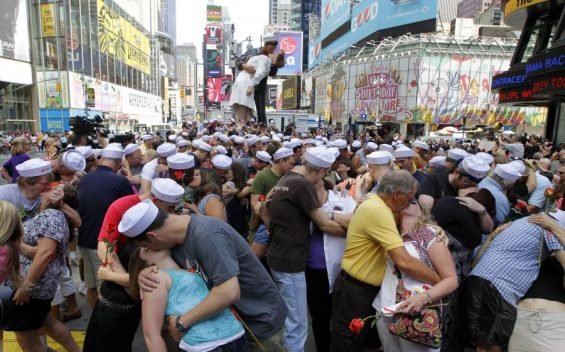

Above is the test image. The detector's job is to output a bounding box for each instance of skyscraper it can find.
[269,0,291,27]
[176,44,198,109]
[290,0,321,71]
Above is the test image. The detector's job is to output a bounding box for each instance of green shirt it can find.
[249,168,281,234]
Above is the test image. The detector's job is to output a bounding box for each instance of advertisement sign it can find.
[97,0,151,74]
[221,76,232,101]
[207,5,222,23]
[207,76,232,102]
[300,76,313,108]
[206,50,222,77]
[274,31,303,75]
[320,0,351,39]
[282,76,300,110]
[0,57,32,85]
[38,71,69,109]
[0,0,30,62]
[504,0,547,16]
[206,24,223,45]
[41,4,56,37]
[160,52,176,78]
[267,84,278,110]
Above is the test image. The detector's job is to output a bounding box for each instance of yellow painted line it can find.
[2,331,85,351]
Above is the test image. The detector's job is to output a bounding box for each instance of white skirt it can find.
[508,306,565,352]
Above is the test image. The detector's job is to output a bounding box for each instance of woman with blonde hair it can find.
[0,137,31,183]
[43,137,61,161]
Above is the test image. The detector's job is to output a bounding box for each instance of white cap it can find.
[118,200,159,238]
[300,133,308,138]
[219,134,230,143]
[101,145,125,159]
[379,144,393,153]
[234,136,245,144]
[509,160,527,176]
[167,153,195,170]
[328,147,340,159]
[62,150,86,172]
[315,135,323,141]
[459,155,490,180]
[476,152,494,165]
[447,148,468,161]
[202,135,212,143]
[272,136,282,142]
[151,178,185,204]
[260,136,271,143]
[156,143,177,157]
[108,143,123,149]
[305,147,336,168]
[303,139,316,146]
[366,142,378,151]
[393,146,415,159]
[429,156,446,167]
[413,141,430,150]
[367,151,394,165]
[246,136,260,147]
[124,143,139,156]
[212,154,232,170]
[181,132,189,137]
[176,139,189,148]
[76,146,94,159]
[198,141,213,152]
[494,163,522,182]
[215,146,228,155]
[256,151,272,163]
[322,137,328,143]
[333,139,348,150]
[168,135,177,142]
[502,130,515,135]
[351,140,362,149]
[142,134,154,141]
[273,147,293,161]
[16,158,52,177]
[287,138,302,150]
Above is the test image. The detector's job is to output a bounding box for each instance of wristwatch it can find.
[175,316,188,332]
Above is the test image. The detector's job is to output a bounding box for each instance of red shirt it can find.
[98,195,141,253]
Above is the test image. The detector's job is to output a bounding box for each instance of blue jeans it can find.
[271,270,308,352]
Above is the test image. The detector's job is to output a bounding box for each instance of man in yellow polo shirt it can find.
[330,170,441,351]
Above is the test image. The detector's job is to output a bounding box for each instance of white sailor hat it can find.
[393,146,415,159]
[509,160,528,176]
[213,132,221,137]
[494,163,522,182]
[283,136,291,142]
[219,134,230,143]
[62,150,86,172]
[352,140,362,149]
[256,151,272,163]
[413,141,430,150]
[192,139,201,149]
[198,141,213,152]
[167,153,195,170]
[303,139,316,146]
[367,151,394,165]
[287,138,303,150]
[328,147,340,159]
[273,147,293,161]
[202,135,212,143]
[101,144,125,159]
[118,200,159,238]
[212,154,232,170]
[300,133,308,138]
[272,136,282,142]
[157,143,177,157]
[366,142,378,151]
[76,146,94,159]
[108,142,123,149]
[181,132,189,137]
[447,148,468,161]
[429,156,446,167]
[263,35,278,45]
[459,155,490,180]
[315,135,323,141]
[260,136,271,143]
[333,139,348,150]
[476,152,494,165]
[16,158,52,177]
[216,146,228,155]
[176,139,189,148]
[234,136,245,144]
[246,136,260,147]
[322,137,329,143]
[168,135,177,142]
[305,147,336,168]
[142,134,154,141]
[124,143,139,156]
[379,144,393,153]
[151,178,185,204]
[315,141,323,147]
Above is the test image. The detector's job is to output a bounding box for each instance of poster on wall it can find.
[0,0,31,61]
[274,31,303,75]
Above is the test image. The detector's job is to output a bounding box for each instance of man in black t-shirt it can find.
[267,147,350,352]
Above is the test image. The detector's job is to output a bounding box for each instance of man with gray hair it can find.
[330,170,441,351]
[78,145,134,306]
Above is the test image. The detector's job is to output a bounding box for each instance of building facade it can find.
[269,0,291,27]
[290,0,321,72]
[176,43,197,109]
[29,0,163,132]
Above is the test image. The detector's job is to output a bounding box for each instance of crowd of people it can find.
[0,121,565,352]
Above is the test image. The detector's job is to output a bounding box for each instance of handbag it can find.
[387,268,442,349]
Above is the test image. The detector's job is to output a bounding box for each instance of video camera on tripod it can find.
[69,115,107,147]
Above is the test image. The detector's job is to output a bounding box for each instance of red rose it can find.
[106,223,116,235]
[349,318,365,334]
[545,188,555,198]
[515,202,526,210]
[174,170,185,181]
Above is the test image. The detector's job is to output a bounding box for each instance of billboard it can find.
[206,49,222,77]
[0,0,30,62]
[320,0,351,39]
[274,31,303,75]
[207,76,232,103]
[97,0,151,74]
[282,76,300,110]
[206,24,223,45]
[207,5,222,23]
[41,4,56,37]
[300,76,313,109]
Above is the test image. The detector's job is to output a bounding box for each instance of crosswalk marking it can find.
[2,331,85,351]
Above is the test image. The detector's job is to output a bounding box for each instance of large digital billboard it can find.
[282,76,300,110]
[206,50,222,77]
[320,0,351,39]
[0,0,30,62]
[274,31,303,75]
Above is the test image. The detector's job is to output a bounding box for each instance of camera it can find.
[69,115,104,136]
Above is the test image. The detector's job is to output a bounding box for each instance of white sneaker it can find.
[79,282,87,296]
